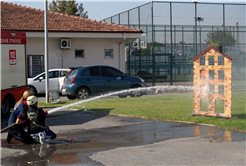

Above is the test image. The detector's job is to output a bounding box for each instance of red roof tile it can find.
[1,1,143,33]
[193,46,232,62]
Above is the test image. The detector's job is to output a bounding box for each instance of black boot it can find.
[7,130,13,144]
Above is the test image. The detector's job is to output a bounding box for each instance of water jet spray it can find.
[47,85,194,114]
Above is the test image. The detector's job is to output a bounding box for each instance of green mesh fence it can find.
[102,1,246,89]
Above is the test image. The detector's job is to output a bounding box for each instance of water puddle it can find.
[194,126,246,143]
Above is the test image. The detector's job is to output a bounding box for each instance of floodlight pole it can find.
[44,0,49,103]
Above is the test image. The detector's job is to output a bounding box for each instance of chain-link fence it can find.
[102,1,246,89]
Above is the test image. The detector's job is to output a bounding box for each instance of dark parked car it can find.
[136,70,152,76]
[61,65,147,99]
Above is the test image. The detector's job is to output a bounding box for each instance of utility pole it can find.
[44,0,49,103]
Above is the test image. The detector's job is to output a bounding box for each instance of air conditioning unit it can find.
[60,39,71,49]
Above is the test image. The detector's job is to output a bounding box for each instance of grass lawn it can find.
[39,92,246,132]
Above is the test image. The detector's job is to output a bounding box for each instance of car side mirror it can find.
[121,74,125,78]
[39,77,44,82]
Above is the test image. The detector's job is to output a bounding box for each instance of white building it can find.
[1,2,142,77]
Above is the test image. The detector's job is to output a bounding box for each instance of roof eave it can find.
[193,46,233,62]
[1,29,143,33]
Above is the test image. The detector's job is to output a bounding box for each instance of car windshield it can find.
[67,68,78,77]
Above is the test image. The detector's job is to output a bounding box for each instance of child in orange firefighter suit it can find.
[26,96,56,144]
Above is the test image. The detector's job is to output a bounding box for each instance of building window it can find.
[27,55,44,78]
[215,99,224,114]
[209,70,215,80]
[75,49,84,58]
[200,84,206,94]
[218,70,224,80]
[208,56,214,65]
[218,55,224,65]
[218,84,225,95]
[104,49,113,58]
[200,98,208,112]
[200,56,205,65]
[209,84,215,94]
[200,70,206,80]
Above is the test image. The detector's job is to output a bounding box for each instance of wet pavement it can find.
[1,111,245,165]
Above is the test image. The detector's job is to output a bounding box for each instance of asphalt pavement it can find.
[1,110,245,165]
[1,93,245,165]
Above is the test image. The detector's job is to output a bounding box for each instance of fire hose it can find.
[1,106,85,133]
[1,123,16,133]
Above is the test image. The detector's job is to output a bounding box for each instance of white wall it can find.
[26,37,126,72]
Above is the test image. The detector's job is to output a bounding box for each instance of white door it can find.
[48,71,59,92]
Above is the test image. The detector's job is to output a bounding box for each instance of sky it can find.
[2,0,246,21]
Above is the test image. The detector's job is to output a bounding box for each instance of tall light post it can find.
[193,0,198,56]
[197,17,204,53]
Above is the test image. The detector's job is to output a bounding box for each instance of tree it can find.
[49,0,88,18]
[66,1,78,16]
[205,30,236,47]
[77,3,88,18]
[49,1,67,14]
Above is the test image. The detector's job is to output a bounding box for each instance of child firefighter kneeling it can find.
[26,96,56,144]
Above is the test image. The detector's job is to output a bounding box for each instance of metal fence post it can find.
[151,1,155,86]
[127,10,129,27]
[118,14,120,25]
[138,7,141,74]
[170,2,173,85]
[195,2,197,57]
[223,4,225,52]
[127,11,130,75]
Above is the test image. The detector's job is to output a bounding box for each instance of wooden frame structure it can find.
[193,46,232,118]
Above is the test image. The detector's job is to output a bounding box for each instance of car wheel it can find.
[28,86,37,96]
[130,85,142,97]
[118,93,127,98]
[67,95,76,100]
[1,97,10,117]
[76,87,90,99]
